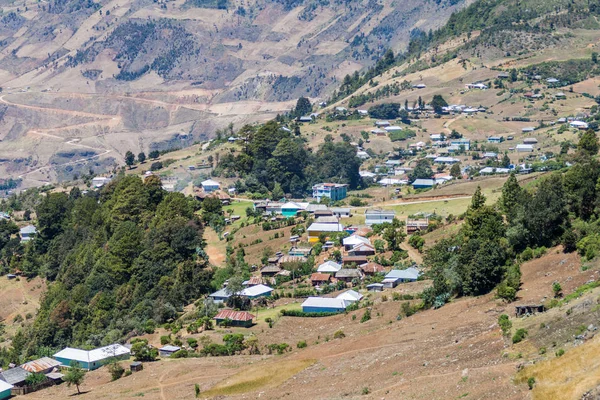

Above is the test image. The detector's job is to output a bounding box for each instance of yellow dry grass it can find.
[201,358,316,397]
[516,334,600,400]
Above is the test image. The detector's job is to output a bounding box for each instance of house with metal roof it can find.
[349,243,375,257]
[342,235,370,250]
[159,345,181,357]
[208,288,231,303]
[307,221,344,243]
[335,268,364,281]
[301,297,351,313]
[200,179,221,193]
[382,267,421,288]
[365,209,395,226]
[331,207,351,218]
[317,260,342,273]
[53,344,130,371]
[0,366,30,387]
[281,202,305,217]
[0,380,13,400]
[312,183,348,202]
[336,289,363,302]
[214,310,255,328]
[239,284,274,299]
[516,144,534,152]
[361,262,385,275]
[19,225,36,242]
[310,272,332,286]
[412,179,436,189]
[21,357,61,374]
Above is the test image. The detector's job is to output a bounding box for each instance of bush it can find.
[160,335,170,345]
[498,314,512,336]
[392,292,401,301]
[108,362,125,381]
[512,328,528,344]
[360,308,371,323]
[267,343,290,355]
[171,349,189,358]
[362,387,370,395]
[297,340,307,349]
[187,338,198,349]
[333,330,345,339]
[555,348,565,357]
[527,377,536,390]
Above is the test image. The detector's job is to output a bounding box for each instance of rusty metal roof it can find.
[214,310,255,322]
[21,357,61,373]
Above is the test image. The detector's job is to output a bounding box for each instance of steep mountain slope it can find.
[0,0,466,187]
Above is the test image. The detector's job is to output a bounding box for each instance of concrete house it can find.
[382,267,421,288]
[331,207,351,218]
[317,260,343,273]
[208,288,231,303]
[434,157,459,165]
[348,243,375,257]
[280,202,302,217]
[301,297,351,313]
[336,289,363,303]
[213,310,255,328]
[200,179,221,193]
[239,284,274,299]
[307,221,344,243]
[488,136,504,143]
[19,225,36,242]
[312,183,348,202]
[342,235,370,250]
[0,380,13,400]
[516,144,534,152]
[53,344,130,371]
[365,209,395,226]
[412,179,436,189]
[159,345,181,357]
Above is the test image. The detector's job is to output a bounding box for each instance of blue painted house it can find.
[0,380,12,400]
[53,344,130,371]
[281,202,304,217]
[301,297,351,313]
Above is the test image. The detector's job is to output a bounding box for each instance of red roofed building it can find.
[360,262,385,275]
[310,272,331,286]
[214,310,256,328]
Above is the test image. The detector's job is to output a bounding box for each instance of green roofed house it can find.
[0,380,13,400]
[53,344,130,371]
[281,202,305,217]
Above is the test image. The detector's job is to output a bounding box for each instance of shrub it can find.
[187,338,198,349]
[267,343,290,355]
[392,292,401,301]
[361,308,371,323]
[297,340,307,349]
[108,363,125,381]
[160,335,170,345]
[527,377,536,390]
[512,328,528,344]
[555,348,565,357]
[362,387,370,395]
[171,349,189,358]
[498,314,512,336]
[552,282,562,298]
[333,330,345,339]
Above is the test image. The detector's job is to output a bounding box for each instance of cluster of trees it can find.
[124,150,160,169]
[423,130,600,307]
[216,121,362,197]
[9,175,213,359]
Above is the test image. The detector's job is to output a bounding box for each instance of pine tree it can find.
[500,173,523,223]
[470,186,486,210]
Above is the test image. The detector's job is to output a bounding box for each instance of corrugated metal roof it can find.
[21,357,61,373]
[301,297,350,309]
[214,310,255,321]
[317,260,342,273]
[0,366,30,385]
[240,284,273,297]
[385,267,420,280]
[159,345,181,352]
[54,344,130,364]
[336,290,363,302]
[307,222,344,232]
